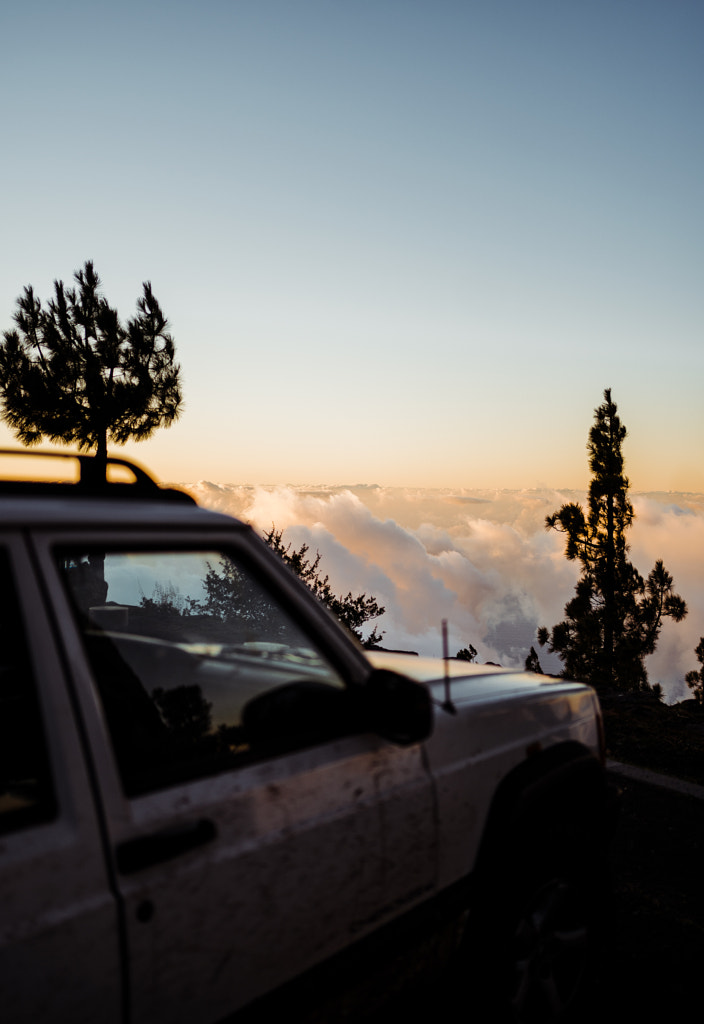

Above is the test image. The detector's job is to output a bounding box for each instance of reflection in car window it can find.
[59,550,349,794]
[0,550,56,833]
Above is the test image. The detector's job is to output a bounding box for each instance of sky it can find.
[1,2,702,695]
[0,0,701,490]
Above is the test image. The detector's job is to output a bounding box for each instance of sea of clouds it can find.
[183,481,704,703]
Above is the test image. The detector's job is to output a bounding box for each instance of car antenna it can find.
[441,619,457,714]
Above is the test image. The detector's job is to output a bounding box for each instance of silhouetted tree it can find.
[456,643,478,663]
[264,527,385,648]
[538,389,687,691]
[685,639,704,705]
[0,261,182,478]
[524,646,543,673]
[197,554,301,644]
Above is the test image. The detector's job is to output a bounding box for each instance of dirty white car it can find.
[0,452,610,1024]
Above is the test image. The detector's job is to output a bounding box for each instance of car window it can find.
[58,549,352,795]
[0,549,56,834]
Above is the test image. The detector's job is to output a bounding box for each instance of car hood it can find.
[367,651,588,704]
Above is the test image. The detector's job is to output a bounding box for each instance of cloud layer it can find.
[187,482,704,702]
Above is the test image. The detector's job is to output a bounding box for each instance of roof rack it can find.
[0,449,195,504]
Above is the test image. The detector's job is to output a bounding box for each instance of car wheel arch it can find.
[473,740,610,877]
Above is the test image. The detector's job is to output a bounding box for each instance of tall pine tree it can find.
[0,261,182,478]
[685,639,704,704]
[538,389,686,691]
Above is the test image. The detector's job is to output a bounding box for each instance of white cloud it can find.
[184,482,704,701]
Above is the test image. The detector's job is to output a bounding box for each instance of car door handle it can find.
[116,818,217,874]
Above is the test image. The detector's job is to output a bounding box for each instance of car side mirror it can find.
[241,671,433,756]
[363,669,433,745]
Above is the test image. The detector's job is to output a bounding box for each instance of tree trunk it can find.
[95,430,108,483]
[603,408,617,687]
[604,488,614,686]
[80,431,108,487]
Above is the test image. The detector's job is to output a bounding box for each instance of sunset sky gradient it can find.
[1,0,701,490]
[1,2,702,693]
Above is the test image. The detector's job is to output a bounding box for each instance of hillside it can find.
[600,690,704,785]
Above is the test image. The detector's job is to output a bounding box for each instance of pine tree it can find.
[685,639,704,704]
[263,527,385,648]
[538,389,687,691]
[0,261,182,477]
[524,646,543,673]
[456,643,478,663]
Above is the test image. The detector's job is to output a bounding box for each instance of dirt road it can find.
[588,770,704,1019]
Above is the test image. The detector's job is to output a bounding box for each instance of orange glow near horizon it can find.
[122,392,704,494]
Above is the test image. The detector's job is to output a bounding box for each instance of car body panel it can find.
[0,533,122,1024]
[370,651,601,888]
[111,735,434,1024]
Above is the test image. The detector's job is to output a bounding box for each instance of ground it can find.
[600,690,704,785]
[385,771,704,1023]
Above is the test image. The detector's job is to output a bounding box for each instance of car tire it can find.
[457,824,604,1024]
[497,868,591,1022]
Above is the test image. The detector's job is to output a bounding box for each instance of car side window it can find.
[0,549,56,834]
[58,549,354,795]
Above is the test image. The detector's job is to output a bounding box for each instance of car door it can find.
[0,536,121,1024]
[35,529,436,1024]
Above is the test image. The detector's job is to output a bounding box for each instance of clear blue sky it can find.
[1,0,702,489]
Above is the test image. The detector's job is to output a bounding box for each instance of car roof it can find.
[0,493,242,531]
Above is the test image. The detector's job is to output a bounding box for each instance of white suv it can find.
[0,452,610,1024]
